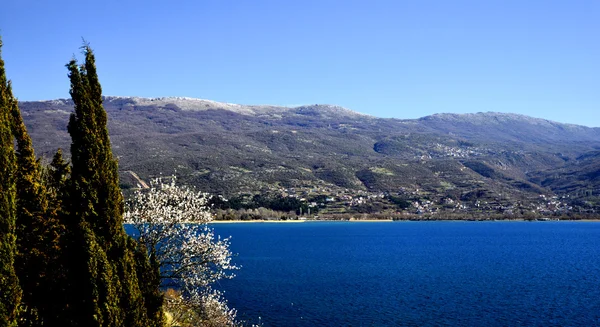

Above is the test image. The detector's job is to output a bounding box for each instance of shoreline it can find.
[209,218,600,223]
[209,219,308,224]
[209,219,395,224]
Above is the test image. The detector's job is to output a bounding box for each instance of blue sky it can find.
[1,0,599,126]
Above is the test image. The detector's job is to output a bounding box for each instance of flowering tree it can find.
[125,177,239,325]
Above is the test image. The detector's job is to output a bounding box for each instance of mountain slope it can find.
[19,96,600,216]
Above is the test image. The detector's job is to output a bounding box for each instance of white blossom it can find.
[125,177,239,325]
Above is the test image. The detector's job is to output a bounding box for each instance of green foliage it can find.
[0,39,166,326]
[9,74,69,326]
[45,149,71,216]
[214,193,316,215]
[115,241,152,327]
[0,37,22,327]
[65,44,163,327]
[353,202,384,214]
[134,241,165,327]
[387,195,412,209]
[67,46,123,248]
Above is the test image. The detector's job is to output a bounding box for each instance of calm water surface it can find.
[211,221,600,326]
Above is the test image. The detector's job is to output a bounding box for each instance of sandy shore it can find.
[209,219,307,224]
[209,219,396,223]
[347,219,394,222]
[209,218,600,223]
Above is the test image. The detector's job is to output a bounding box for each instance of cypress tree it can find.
[64,44,124,327]
[10,81,66,325]
[66,44,161,327]
[67,46,123,249]
[0,37,22,327]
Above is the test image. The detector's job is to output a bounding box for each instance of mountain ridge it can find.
[34,96,595,127]
[35,96,372,118]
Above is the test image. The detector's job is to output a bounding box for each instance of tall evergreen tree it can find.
[10,79,66,326]
[64,44,125,327]
[0,37,22,327]
[66,44,161,327]
[67,46,123,249]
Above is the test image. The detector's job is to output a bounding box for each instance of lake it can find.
[211,221,600,326]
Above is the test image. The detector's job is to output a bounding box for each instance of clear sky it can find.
[1,0,599,126]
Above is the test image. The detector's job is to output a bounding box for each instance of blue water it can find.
[211,221,600,327]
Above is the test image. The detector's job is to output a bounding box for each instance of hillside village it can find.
[208,182,588,221]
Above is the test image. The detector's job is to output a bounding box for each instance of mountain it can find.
[19,96,600,217]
